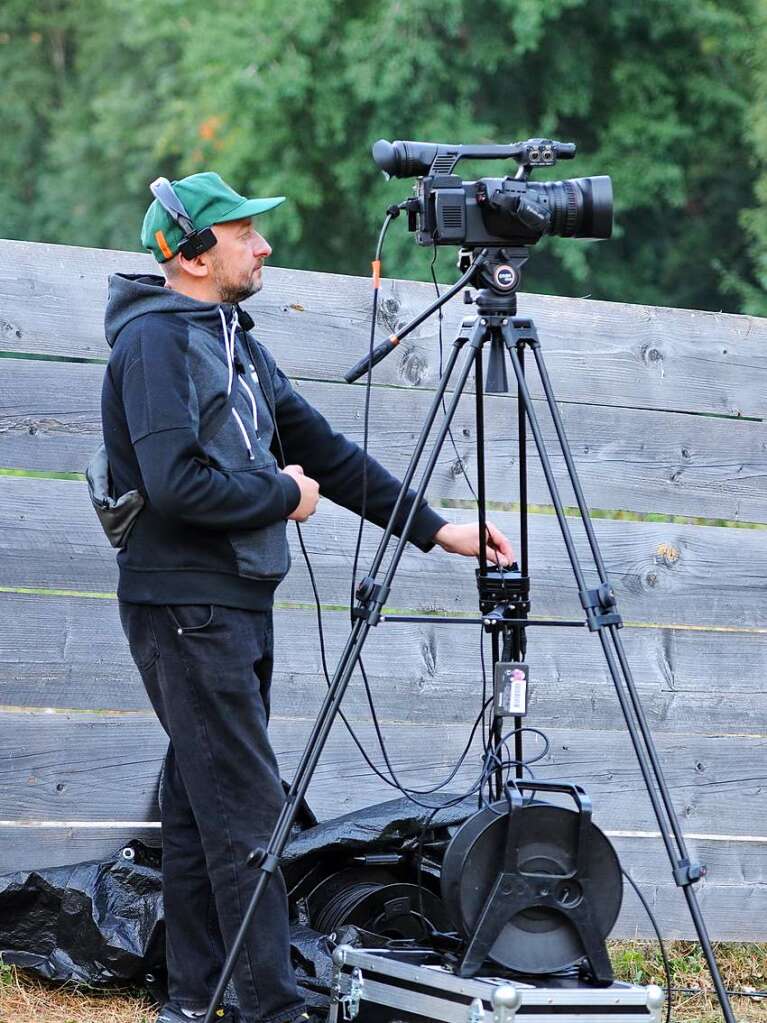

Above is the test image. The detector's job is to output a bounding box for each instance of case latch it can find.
[338,967,364,1021]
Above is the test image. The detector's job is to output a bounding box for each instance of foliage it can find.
[0,0,763,312]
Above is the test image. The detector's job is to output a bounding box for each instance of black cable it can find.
[672,986,767,999]
[353,658,489,804]
[413,729,552,938]
[429,246,479,507]
[479,626,491,759]
[621,867,673,1023]
[339,212,497,807]
[430,245,506,585]
[350,212,396,611]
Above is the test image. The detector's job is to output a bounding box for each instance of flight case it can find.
[328,946,665,1023]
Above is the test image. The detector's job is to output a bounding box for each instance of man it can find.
[101,171,513,1023]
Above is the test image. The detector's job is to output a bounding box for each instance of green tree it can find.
[1,0,763,313]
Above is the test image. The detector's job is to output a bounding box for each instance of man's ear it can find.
[176,251,210,278]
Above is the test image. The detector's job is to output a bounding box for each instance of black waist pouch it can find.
[86,444,144,549]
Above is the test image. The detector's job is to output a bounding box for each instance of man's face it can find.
[207,217,272,305]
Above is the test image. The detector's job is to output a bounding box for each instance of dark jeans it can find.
[119,601,304,1023]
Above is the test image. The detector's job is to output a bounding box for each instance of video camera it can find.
[372,138,613,248]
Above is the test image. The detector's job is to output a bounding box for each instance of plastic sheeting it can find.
[0,795,475,1003]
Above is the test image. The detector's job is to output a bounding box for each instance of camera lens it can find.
[529,175,612,239]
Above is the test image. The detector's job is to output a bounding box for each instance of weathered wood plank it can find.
[613,883,767,940]
[2,828,762,885]
[2,476,767,628]
[0,826,160,875]
[3,360,767,523]
[2,239,766,417]
[1,713,765,836]
[0,824,762,939]
[2,594,766,737]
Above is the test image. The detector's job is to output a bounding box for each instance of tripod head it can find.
[459,246,529,317]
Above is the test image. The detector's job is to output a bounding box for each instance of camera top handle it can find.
[372,138,576,180]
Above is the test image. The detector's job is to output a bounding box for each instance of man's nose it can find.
[253,233,272,259]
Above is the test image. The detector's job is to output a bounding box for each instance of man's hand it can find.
[433,521,515,566]
[281,464,320,521]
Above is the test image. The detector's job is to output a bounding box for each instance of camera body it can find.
[373,138,613,248]
[416,173,613,248]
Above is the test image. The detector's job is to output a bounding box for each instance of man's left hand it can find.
[433,521,515,566]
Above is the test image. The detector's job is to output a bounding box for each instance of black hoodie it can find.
[101,273,447,610]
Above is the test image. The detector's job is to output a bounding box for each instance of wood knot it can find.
[448,455,469,479]
[377,295,402,333]
[640,343,664,365]
[399,348,427,386]
[1,319,22,340]
[420,634,437,676]
[655,543,680,567]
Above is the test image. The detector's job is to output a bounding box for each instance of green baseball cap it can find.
[141,171,285,262]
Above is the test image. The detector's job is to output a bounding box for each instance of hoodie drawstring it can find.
[218,307,256,461]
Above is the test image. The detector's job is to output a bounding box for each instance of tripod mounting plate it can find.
[477,566,530,617]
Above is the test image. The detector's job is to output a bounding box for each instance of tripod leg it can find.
[501,323,737,1023]
[203,322,485,1023]
[527,337,724,896]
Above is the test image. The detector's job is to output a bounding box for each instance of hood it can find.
[104,273,245,348]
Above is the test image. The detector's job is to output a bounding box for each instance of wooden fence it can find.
[1,237,766,939]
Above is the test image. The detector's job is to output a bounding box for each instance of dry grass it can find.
[0,959,154,1023]
[1,942,765,1023]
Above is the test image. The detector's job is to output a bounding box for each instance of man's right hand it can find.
[281,464,320,521]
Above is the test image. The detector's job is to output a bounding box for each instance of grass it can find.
[1,943,765,1023]
[609,941,767,1022]
[0,961,153,1022]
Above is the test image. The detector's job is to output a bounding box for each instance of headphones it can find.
[149,177,218,259]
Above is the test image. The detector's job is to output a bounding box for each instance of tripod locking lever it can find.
[673,858,707,887]
[579,582,623,631]
[246,848,280,874]
[352,576,391,625]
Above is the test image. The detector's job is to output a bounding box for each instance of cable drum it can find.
[441,802,623,975]
[306,868,449,940]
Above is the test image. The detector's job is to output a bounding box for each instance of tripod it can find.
[203,246,736,1023]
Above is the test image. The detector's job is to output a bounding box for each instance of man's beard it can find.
[210,256,262,305]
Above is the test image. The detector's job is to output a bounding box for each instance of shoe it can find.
[156,1003,238,1022]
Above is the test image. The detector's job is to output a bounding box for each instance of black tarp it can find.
[0,795,475,1005]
